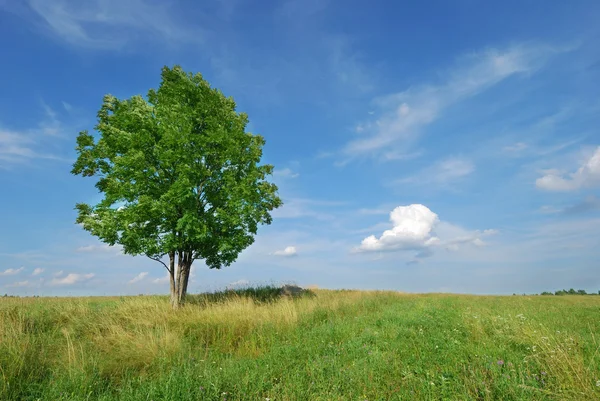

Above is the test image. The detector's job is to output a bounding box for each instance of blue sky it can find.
[1,0,599,296]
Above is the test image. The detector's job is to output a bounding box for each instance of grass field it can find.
[1,287,599,400]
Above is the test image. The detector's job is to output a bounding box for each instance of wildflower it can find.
[596,380,600,387]
[497,360,504,366]
[541,372,546,376]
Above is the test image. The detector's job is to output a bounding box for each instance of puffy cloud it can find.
[128,272,148,284]
[31,268,45,276]
[273,246,298,257]
[49,273,94,286]
[0,266,24,276]
[355,204,496,262]
[536,146,600,191]
[357,205,440,252]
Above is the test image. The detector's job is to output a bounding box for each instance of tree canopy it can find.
[72,65,282,307]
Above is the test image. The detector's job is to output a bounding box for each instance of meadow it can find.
[1,287,599,400]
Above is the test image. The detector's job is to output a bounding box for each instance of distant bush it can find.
[186,284,316,308]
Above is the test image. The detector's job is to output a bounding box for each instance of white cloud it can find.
[128,272,148,284]
[327,35,373,93]
[396,156,475,186]
[76,244,121,254]
[355,204,495,261]
[23,0,203,49]
[54,270,64,277]
[271,197,344,220]
[0,102,68,167]
[49,273,94,286]
[503,142,528,153]
[152,275,170,284]
[356,205,440,252]
[0,128,64,167]
[39,101,62,136]
[0,130,36,165]
[227,279,250,289]
[536,146,600,191]
[273,167,299,179]
[273,246,298,257]
[31,268,45,276]
[341,43,563,162]
[6,280,30,288]
[357,207,391,216]
[0,266,24,276]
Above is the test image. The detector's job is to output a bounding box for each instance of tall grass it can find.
[1,289,599,400]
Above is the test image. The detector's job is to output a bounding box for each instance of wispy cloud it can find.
[22,0,203,50]
[341,43,566,162]
[152,275,170,284]
[536,146,600,191]
[39,100,63,136]
[76,244,122,254]
[31,268,45,276]
[273,167,300,179]
[0,130,37,165]
[6,280,31,288]
[503,142,528,153]
[227,279,250,289]
[395,156,475,187]
[0,103,69,168]
[128,272,148,284]
[539,196,600,216]
[271,197,346,220]
[49,273,94,286]
[327,35,374,93]
[0,266,25,276]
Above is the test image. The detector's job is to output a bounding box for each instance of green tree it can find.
[72,66,282,308]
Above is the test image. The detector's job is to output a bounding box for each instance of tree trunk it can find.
[168,251,178,309]
[170,251,193,309]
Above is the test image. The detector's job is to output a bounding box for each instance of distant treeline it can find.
[539,289,600,296]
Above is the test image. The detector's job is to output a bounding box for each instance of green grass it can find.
[1,288,599,400]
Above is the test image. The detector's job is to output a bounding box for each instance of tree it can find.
[72,66,282,308]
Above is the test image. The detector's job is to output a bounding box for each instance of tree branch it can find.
[147,255,170,273]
